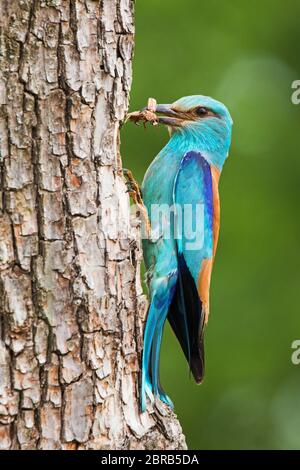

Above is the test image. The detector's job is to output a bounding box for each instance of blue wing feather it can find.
[173,151,213,283]
[168,151,214,382]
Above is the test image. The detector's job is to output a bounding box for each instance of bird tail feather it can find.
[168,254,205,383]
[141,274,176,412]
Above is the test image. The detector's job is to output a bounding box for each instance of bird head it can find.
[148,95,233,168]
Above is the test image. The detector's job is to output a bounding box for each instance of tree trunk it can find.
[0,0,186,450]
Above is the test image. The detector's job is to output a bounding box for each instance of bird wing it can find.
[168,150,216,383]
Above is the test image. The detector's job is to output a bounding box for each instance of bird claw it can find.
[122,168,142,203]
[122,168,151,238]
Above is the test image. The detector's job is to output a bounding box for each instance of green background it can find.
[121,0,300,449]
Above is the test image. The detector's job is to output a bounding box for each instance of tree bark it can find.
[0,0,186,450]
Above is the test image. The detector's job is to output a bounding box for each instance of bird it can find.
[126,95,233,412]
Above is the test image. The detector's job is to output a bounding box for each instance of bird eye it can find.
[195,107,208,117]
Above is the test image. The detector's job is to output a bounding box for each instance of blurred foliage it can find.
[121,0,300,449]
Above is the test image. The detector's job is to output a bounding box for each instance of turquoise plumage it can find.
[140,95,233,411]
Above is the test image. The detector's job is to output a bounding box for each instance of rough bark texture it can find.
[0,0,186,450]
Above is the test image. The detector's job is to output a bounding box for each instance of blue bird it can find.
[127,95,233,411]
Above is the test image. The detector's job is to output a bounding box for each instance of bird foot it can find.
[123,168,151,238]
[123,168,143,205]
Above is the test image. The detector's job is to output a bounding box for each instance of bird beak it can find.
[143,103,185,127]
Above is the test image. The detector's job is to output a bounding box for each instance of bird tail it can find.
[168,253,205,384]
[141,273,177,412]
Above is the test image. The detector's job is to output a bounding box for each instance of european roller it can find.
[126,95,233,412]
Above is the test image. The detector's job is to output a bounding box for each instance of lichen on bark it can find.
[0,0,187,450]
